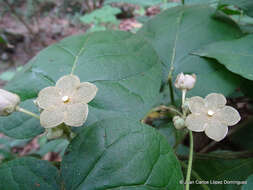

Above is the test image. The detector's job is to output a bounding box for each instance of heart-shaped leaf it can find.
[3,31,162,138]
[192,34,253,80]
[61,117,183,190]
[137,5,242,100]
[0,157,61,190]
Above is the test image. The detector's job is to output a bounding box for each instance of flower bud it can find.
[174,73,196,90]
[0,89,20,116]
[173,116,185,130]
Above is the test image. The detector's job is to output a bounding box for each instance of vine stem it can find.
[168,76,176,106]
[181,161,210,190]
[16,106,40,120]
[186,131,194,190]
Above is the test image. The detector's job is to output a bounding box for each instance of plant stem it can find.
[2,0,35,35]
[186,131,193,190]
[181,162,210,190]
[182,89,186,105]
[16,106,40,120]
[168,76,176,106]
[182,0,185,5]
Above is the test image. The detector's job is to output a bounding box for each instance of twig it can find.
[3,0,35,35]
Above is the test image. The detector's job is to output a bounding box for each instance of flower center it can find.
[62,95,70,103]
[207,110,215,117]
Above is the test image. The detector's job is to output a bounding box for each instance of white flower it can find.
[175,73,196,90]
[0,89,20,116]
[36,75,98,128]
[185,93,241,141]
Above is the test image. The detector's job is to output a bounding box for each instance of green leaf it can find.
[34,138,69,157]
[104,0,164,7]
[185,0,218,6]
[0,67,22,81]
[193,34,253,80]
[0,99,44,139]
[0,157,61,190]
[220,0,253,17]
[61,117,183,190]
[5,31,162,127]
[80,5,121,25]
[156,122,187,148]
[192,158,253,190]
[242,174,253,190]
[137,5,242,100]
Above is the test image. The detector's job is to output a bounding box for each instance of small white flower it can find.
[36,75,98,128]
[0,89,20,116]
[185,93,241,141]
[175,73,196,90]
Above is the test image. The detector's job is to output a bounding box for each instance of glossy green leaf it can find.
[137,5,242,100]
[192,158,253,190]
[0,99,44,139]
[242,174,253,190]
[193,34,253,80]
[0,157,60,190]
[61,117,183,190]
[220,0,253,17]
[5,31,162,127]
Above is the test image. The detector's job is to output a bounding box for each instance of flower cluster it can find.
[173,72,241,142]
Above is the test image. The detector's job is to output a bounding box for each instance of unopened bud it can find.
[175,73,196,91]
[173,116,185,130]
[0,89,20,116]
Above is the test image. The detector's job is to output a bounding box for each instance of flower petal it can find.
[36,87,62,109]
[72,82,98,104]
[215,106,241,126]
[64,103,88,127]
[40,108,65,128]
[188,96,206,114]
[56,75,80,95]
[205,93,226,110]
[204,119,228,142]
[185,113,208,132]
